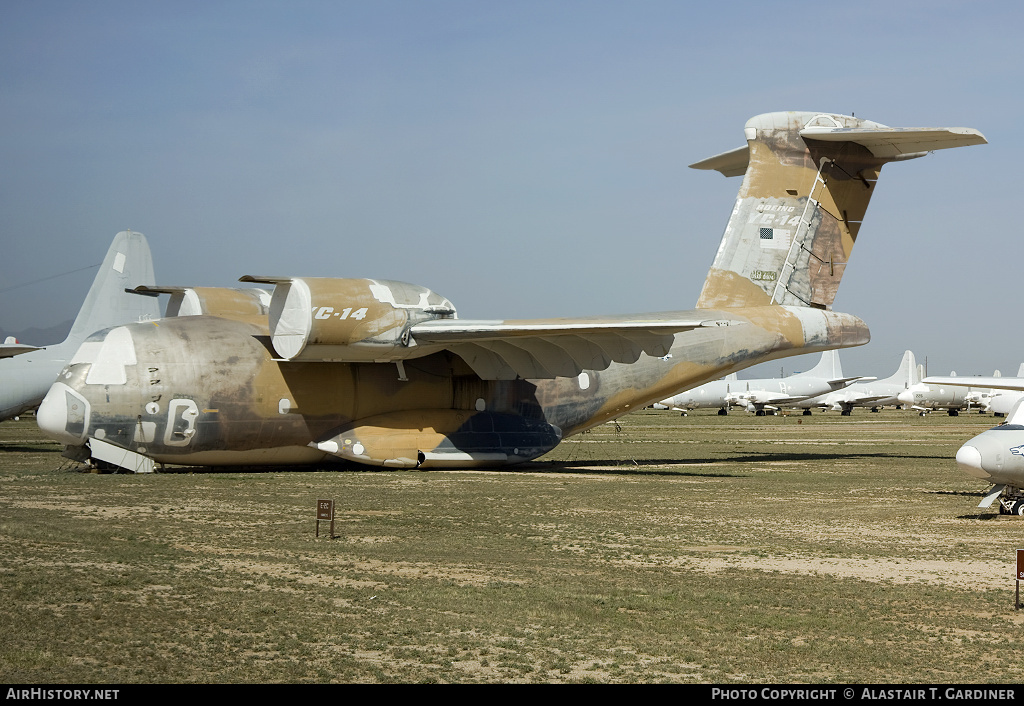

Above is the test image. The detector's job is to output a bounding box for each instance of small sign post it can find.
[1017,549,1024,610]
[317,499,335,539]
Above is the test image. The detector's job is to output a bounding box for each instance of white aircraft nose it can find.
[897,390,914,405]
[37,382,89,446]
[955,444,989,480]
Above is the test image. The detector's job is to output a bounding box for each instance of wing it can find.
[410,317,736,380]
[924,376,1024,392]
[240,275,738,380]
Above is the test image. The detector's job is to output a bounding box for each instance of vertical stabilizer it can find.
[66,231,159,342]
[693,112,985,310]
[0,231,159,421]
[885,350,919,388]
[801,350,842,380]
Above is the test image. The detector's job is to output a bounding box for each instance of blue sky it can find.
[1,1,1019,378]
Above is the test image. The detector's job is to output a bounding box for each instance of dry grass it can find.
[1,408,1022,683]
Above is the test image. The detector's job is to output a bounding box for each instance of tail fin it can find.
[65,231,159,342]
[883,350,919,388]
[800,350,842,379]
[694,112,985,310]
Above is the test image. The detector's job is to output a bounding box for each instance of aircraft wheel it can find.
[1013,501,1024,516]
[803,409,812,416]
[948,409,959,417]
[841,410,851,416]
[717,408,728,416]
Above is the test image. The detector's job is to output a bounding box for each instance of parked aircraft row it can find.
[655,349,922,416]
[5,110,1006,514]
[658,353,1024,419]
[892,365,1024,417]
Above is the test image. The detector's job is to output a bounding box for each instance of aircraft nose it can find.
[955,444,989,480]
[37,382,89,446]
[897,390,913,405]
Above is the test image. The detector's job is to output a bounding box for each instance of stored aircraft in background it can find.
[792,349,918,415]
[922,366,1024,416]
[898,374,983,416]
[36,111,985,472]
[0,231,159,421]
[919,372,1024,513]
[986,381,1024,417]
[655,350,864,415]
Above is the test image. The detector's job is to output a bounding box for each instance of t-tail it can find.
[693,112,986,311]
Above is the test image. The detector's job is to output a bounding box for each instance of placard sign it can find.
[1017,549,1024,611]
[316,499,335,538]
[317,499,334,521]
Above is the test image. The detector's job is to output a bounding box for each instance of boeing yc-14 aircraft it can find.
[37,112,985,472]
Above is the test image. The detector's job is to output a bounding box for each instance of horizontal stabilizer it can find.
[0,342,42,358]
[689,146,750,177]
[798,125,987,159]
[688,125,985,178]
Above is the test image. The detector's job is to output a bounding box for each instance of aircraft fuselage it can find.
[956,423,1024,487]
[39,305,867,468]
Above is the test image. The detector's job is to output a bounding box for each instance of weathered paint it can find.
[37,112,986,470]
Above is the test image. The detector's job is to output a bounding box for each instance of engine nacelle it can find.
[243,276,456,362]
[131,286,272,325]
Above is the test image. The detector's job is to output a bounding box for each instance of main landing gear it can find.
[998,488,1024,515]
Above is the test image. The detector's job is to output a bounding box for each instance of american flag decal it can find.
[759,227,791,250]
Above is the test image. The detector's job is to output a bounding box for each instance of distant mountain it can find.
[0,320,73,347]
